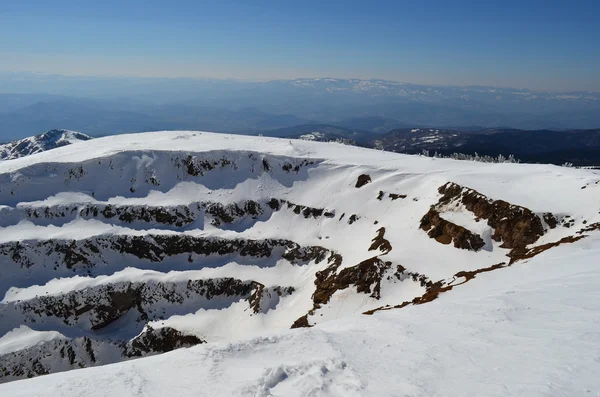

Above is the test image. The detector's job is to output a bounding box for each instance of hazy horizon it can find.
[2,0,599,92]
[2,71,600,95]
[2,1,600,140]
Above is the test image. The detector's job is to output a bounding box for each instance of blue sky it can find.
[1,0,599,91]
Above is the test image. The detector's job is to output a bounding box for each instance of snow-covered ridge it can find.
[0,130,599,390]
[0,129,92,161]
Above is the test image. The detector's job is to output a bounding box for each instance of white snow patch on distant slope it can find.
[0,326,66,355]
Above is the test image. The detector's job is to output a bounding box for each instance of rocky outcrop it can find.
[292,251,413,328]
[266,199,335,219]
[388,193,407,200]
[0,235,333,273]
[0,337,116,383]
[436,182,546,249]
[125,326,204,357]
[1,278,270,333]
[347,214,360,224]
[543,213,558,229]
[0,327,205,383]
[368,227,392,254]
[312,256,393,305]
[508,235,587,264]
[175,155,233,177]
[363,262,507,315]
[578,222,600,234]
[248,285,295,314]
[420,209,485,251]
[355,174,371,188]
[0,276,296,382]
[0,151,321,207]
[3,198,341,230]
[377,191,406,201]
[174,154,315,177]
[366,222,600,317]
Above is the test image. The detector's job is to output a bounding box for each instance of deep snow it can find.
[1,234,598,396]
[0,130,598,395]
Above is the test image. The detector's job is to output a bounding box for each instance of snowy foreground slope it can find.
[0,131,599,395]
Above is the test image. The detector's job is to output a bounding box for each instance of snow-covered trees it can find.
[421,150,520,163]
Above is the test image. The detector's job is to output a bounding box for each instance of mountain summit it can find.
[0,129,92,160]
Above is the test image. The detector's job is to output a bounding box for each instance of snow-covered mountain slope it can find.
[0,131,598,394]
[2,237,598,397]
[0,129,92,160]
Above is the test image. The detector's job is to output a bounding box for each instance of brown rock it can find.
[420,209,485,251]
[368,227,392,254]
[355,174,371,188]
[437,182,547,249]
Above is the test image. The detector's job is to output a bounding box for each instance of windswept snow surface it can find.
[0,131,599,395]
[1,237,599,397]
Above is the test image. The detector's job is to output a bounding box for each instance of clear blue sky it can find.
[1,0,599,91]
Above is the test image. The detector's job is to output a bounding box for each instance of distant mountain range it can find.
[1,75,599,141]
[372,128,600,166]
[259,125,600,166]
[258,124,371,145]
[1,75,599,165]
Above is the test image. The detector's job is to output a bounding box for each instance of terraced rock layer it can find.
[0,235,331,273]
[2,199,339,229]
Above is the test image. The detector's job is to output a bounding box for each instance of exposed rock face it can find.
[0,337,116,382]
[290,315,311,329]
[312,256,393,305]
[5,199,339,229]
[578,222,600,234]
[292,245,413,328]
[0,151,320,207]
[377,191,407,201]
[436,182,546,249]
[0,328,205,383]
[0,276,295,383]
[125,326,204,357]
[0,235,332,273]
[0,231,327,382]
[543,213,558,229]
[508,235,587,264]
[266,199,335,219]
[420,182,561,251]
[0,148,365,382]
[368,227,392,254]
[347,214,360,224]
[1,140,594,387]
[355,174,371,188]
[367,219,600,317]
[174,154,314,178]
[2,278,267,332]
[248,285,295,314]
[420,209,485,251]
[388,193,407,200]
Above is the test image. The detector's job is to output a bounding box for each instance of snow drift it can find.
[0,131,598,396]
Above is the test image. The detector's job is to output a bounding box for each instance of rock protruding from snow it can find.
[0,129,92,160]
[435,182,547,249]
[420,208,486,251]
[0,131,598,386]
